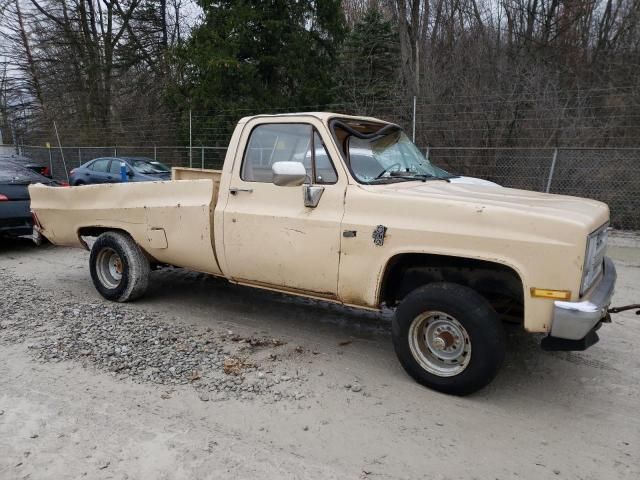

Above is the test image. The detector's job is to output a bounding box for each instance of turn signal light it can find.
[0,194,8,201]
[530,288,571,300]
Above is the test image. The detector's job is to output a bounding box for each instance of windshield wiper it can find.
[374,166,410,180]
[395,174,444,182]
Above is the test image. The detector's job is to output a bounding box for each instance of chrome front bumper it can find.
[551,257,617,341]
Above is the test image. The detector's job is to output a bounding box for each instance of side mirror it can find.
[272,161,307,187]
[127,169,134,177]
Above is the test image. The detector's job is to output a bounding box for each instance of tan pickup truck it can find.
[29,113,617,395]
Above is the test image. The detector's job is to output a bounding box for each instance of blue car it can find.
[70,157,171,186]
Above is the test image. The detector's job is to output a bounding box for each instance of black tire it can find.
[392,282,505,396]
[74,180,85,186]
[89,231,150,302]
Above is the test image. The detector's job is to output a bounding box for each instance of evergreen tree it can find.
[170,0,345,124]
[336,9,400,114]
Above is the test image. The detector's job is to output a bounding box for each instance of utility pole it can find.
[412,96,417,142]
[414,39,420,143]
[415,39,420,96]
[189,109,193,168]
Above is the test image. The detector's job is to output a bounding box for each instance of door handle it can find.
[229,187,253,195]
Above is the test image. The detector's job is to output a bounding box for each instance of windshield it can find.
[337,123,451,184]
[128,158,170,174]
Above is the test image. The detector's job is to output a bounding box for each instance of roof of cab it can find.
[237,112,393,125]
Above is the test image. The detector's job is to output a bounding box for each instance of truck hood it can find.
[369,180,609,231]
[449,176,501,187]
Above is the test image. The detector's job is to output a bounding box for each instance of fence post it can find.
[412,96,417,142]
[78,148,81,166]
[10,121,19,154]
[425,145,430,162]
[154,145,157,161]
[201,146,205,169]
[53,121,69,182]
[545,148,558,193]
[189,109,193,168]
[48,144,53,177]
[114,147,117,156]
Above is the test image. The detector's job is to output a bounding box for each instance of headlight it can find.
[580,223,608,295]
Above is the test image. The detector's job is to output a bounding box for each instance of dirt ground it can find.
[1,239,639,480]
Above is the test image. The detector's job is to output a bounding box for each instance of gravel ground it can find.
[1,239,639,479]
[0,268,317,403]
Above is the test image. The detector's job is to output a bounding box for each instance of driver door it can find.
[222,120,346,298]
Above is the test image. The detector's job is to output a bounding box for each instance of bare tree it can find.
[0,0,186,144]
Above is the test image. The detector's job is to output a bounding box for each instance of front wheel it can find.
[89,231,150,302]
[392,282,505,396]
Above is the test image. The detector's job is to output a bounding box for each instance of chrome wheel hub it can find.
[408,311,471,377]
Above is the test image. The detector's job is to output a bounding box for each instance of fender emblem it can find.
[372,225,387,246]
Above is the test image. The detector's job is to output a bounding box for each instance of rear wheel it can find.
[89,231,150,302]
[392,282,505,395]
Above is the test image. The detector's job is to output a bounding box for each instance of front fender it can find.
[339,244,557,333]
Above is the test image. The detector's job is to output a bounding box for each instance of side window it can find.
[242,124,311,182]
[242,124,338,184]
[109,160,123,174]
[91,159,110,172]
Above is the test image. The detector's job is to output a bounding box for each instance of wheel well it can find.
[77,227,161,265]
[380,253,524,322]
[77,227,132,250]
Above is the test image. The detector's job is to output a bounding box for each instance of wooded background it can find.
[2,0,639,148]
[1,1,639,228]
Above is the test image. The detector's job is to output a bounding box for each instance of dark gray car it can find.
[0,154,52,178]
[0,161,60,238]
[69,157,171,186]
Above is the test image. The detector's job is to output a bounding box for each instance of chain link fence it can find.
[16,143,640,231]
[18,145,228,178]
[426,147,640,230]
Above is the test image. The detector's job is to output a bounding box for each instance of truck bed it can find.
[29,168,223,275]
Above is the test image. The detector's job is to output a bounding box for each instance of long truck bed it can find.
[29,168,223,275]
